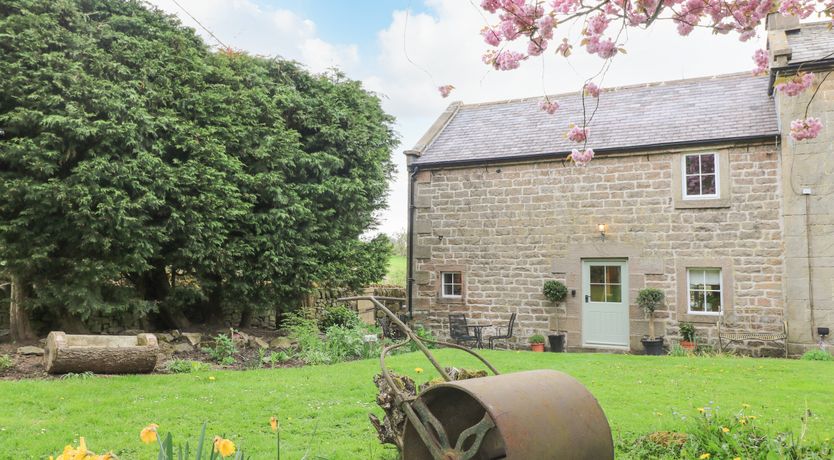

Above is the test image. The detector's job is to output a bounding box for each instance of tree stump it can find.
[45,331,159,374]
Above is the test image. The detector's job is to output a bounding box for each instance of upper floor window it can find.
[441,272,462,298]
[687,268,722,315]
[683,153,719,199]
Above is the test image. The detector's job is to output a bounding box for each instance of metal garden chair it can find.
[487,312,516,349]
[448,313,478,346]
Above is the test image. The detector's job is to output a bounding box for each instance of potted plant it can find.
[637,288,665,355]
[528,334,546,352]
[679,322,696,351]
[543,280,569,352]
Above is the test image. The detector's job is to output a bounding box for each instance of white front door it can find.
[582,260,629,348]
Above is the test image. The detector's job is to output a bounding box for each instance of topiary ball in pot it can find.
[543,280,568,303]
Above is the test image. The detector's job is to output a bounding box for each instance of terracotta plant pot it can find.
[530,343,545,352]
[680,340,696,351]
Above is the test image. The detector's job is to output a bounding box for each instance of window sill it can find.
[438,296,465,304]
[674,198,731,209]
[678,312,722,324]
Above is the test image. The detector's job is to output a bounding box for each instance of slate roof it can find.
[785,22,834,66]
[412,73,778,167]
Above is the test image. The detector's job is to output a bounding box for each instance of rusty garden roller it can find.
[339,296,614,460]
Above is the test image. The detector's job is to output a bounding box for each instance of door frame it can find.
[581,259,630,349]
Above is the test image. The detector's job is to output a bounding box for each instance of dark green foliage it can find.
[801,349,833,361]
[528,334,546,344]
[0,0,397,325]
[319,304,362,330]
[637,288,665,314]
[679,322,696,342]
[542,280,568,303]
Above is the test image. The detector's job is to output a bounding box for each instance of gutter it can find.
[411,134,779,170]
[406,165,418,319]
[769,59,834,95]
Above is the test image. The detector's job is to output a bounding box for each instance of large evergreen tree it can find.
[0,0,396,332]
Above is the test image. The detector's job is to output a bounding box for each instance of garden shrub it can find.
[165,359,209,374]
[285,310,382,364]
[202,333,237,365]
[542,280,568,303]
[319,304,362,330]
[0,354,13,371]
[801,349,834,361]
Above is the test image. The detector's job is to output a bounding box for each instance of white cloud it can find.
[146,0,359,72]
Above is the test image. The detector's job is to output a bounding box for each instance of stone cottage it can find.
[405,17,834,356]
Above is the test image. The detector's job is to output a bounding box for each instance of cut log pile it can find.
[45,331,159,374]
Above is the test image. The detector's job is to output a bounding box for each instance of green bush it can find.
[528,334,546,344]
[202,333,237,365]
[0,354,13,371]
[542,280,568,303]
[679,322,696,342]
[636,288,665,313]
[165,359,210,374]
[319,304,362,330]
[801,349,834,361]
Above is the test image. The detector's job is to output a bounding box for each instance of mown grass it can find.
[1,350,833,459]
[383,255,406,286]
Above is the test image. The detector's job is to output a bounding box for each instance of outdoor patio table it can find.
[467,324,493,349]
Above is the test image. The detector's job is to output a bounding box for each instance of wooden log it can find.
[45,331,159,374]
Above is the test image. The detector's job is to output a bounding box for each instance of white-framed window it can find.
[441,272,462,298]
[687,268,722,315]
[682,153,719,199]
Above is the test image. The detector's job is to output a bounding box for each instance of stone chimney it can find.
[765,14,799,68]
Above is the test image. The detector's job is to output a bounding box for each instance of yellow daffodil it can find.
[740,418,748,425]
[699,454,711,459]
[140,424,159,444]
[749,415,758,420]
[733,457,741,460]
[208,376,216,381]
[722,427,730,433]
[697,407,705,414]
[742,403,751,409]
[270,416,279,432]
[415,367,424,374]
[213,437,236,458]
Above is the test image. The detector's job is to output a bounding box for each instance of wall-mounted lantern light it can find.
[597,223,606,241]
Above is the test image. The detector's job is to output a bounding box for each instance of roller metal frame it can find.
[339,295,500,460]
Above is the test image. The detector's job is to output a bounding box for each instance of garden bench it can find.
[717,320,788,358]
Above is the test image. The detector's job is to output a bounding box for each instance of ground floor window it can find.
[441,272,462,298]
[687,268,722,314]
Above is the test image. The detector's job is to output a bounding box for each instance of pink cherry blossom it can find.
[552,0,581,14]
[566,124,590,143]
[775,72,815,97]
[790,117,823,141]
[539,99,560,114]
[571,148,595,166]
[584,82,601,98]
[752,49,769,76]
[491,50,526,71]
[481,0,502,13]
[528,37,548,56]
[481,27,502,46]
[778,0,816,19]
[438,85,455,98]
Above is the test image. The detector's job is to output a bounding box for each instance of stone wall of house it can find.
[774,68,834,354]
[410,142,787,356]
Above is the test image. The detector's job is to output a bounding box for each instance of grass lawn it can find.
[383,255,406,286]
[1,350,833,459]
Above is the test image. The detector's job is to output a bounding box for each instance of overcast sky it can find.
[145,0,763,235]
